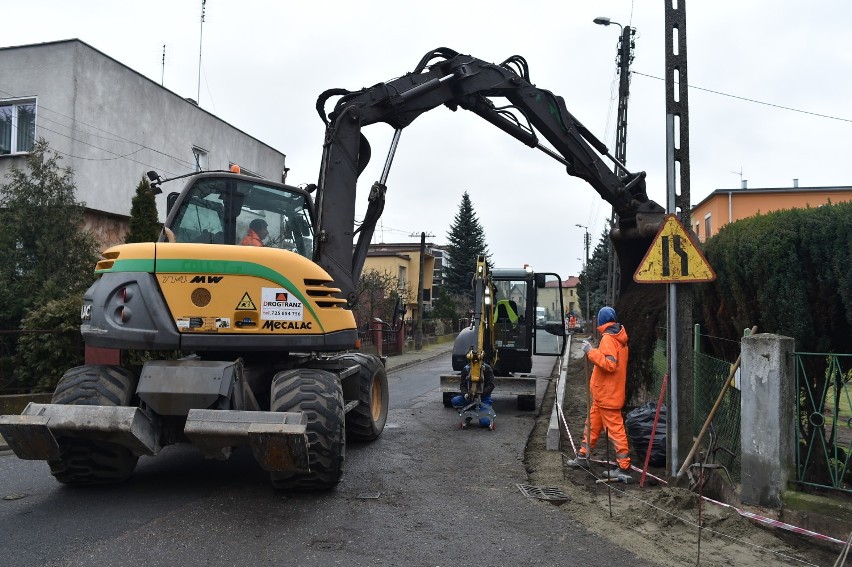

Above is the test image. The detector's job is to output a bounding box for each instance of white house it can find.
[0,39,287,248]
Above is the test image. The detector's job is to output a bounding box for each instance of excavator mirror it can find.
[534,274,547,288]
[167,192,179,215]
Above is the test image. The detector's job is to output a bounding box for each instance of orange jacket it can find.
[587,321,629,409]
[240,228,264,247]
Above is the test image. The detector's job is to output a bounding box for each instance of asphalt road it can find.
[0,352,656,567]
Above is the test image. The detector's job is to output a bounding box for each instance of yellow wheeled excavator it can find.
[0,47,663,489]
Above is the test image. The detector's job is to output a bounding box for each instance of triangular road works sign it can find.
[634,214,716,283]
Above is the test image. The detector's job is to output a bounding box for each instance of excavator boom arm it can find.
[314,48,664,306]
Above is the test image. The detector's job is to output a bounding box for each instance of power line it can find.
[633,71,852,123]
[0,88,194,167]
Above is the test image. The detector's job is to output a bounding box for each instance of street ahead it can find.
[0,353,654,567]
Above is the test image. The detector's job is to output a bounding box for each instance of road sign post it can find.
[634,214,715,478]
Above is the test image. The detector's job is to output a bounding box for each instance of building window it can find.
[0,99,36,155]
[704,214,712,238]
[193,146,208,172]
[398,266,407,290]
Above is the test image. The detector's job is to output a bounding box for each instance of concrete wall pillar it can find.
[396,322,406,352]
[371,319,384,357]
[740,333,796,508]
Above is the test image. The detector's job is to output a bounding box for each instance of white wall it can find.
[0,40,287,221]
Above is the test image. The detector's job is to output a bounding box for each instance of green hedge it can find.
[15,294,85,392]
[696,201,851,359]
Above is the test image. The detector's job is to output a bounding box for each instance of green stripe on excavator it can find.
[96,257,326,333]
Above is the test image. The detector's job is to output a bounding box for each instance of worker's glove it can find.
[581,340,592,354]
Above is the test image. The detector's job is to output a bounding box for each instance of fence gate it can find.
[794,352,851,493]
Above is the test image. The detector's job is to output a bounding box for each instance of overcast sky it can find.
[6,1,850,278]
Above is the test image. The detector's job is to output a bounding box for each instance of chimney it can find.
[741,180,748,189]
[793,178,799,188]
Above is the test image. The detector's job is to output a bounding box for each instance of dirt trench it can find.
[523,346,839,567]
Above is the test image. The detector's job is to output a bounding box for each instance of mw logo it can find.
[190,276,224,284]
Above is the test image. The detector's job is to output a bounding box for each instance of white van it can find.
[535,307,546,325]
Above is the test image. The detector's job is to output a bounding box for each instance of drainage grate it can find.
[516,483,571,504]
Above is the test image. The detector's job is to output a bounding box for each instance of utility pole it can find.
[576,224,591,327]
[414,232,426,350]
[593,17,636,306]
[665,0,694,477]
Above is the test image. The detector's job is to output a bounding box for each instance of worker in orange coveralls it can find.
[565,306,632,482]
[240,219,268,247]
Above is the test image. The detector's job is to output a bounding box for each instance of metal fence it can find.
[651,328,742,484]
[693,349,741,484]
[653,332,852,494]
[794,352,851,494]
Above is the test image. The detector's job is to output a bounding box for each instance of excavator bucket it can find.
[611,231,657,297]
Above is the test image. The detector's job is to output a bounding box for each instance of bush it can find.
[15,294,85,392]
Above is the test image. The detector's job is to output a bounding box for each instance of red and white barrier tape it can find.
[564,440,844,546]
[706,495,845,546]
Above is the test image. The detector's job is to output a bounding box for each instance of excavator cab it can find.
[163,173,315,258]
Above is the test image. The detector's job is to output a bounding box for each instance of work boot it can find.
[603,467,633,483]
[565,455,590,469]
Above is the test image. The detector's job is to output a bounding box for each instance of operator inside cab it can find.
[241,219,268,247]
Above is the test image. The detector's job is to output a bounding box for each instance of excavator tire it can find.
[47,365,139,485]
[333,353,388,441]
[269,368,345,491]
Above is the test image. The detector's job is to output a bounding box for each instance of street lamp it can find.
[593,16,622,31]
[575,224,590,327]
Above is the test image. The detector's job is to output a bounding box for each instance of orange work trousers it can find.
[579,402,630,470]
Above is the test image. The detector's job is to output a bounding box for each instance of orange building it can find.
[691,183,852,242]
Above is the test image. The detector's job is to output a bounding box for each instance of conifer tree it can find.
[444,191,490,299]
[125,176,160,243]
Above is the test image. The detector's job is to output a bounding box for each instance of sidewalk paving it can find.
[383,341,454,373]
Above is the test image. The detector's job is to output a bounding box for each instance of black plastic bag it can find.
[625,401,667,467]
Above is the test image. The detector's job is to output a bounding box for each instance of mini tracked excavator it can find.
[441,257,566,412]
[454,256,499,430]
[0,47,664,489]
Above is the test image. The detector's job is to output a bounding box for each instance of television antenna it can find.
[197,0,206,104]
[730,166,744,184]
